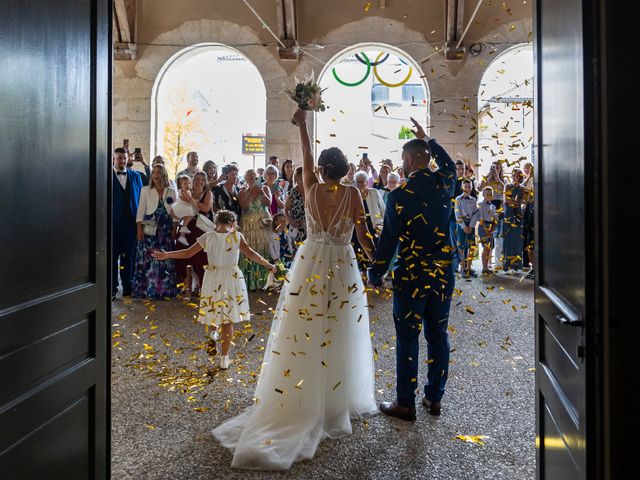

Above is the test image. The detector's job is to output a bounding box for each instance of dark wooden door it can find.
[534,0,602,478]
[0,1,111,478]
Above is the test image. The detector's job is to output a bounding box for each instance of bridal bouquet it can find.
[286,73,326,124]
[262,260,289,291]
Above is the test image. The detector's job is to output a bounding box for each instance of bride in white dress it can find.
[212,109,379,470]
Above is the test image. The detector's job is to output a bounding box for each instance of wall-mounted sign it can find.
[242,134,265,155]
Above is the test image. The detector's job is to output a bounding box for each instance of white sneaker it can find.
[179,225,191,234]
[178,234,189,246]
[219,355,230,370]
[210,329,220,341]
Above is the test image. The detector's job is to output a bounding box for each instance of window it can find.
[371,84,389,103]
[402,84,426,104]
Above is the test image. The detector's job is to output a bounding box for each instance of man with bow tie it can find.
[112,147,145,299]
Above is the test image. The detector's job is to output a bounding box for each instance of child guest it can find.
[477,187,500,275]
[269,213,294,268]
[172,175,198,246]
[152,210,275,369]
[455,179,479,277]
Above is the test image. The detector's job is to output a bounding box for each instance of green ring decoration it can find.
[332,52,371,87]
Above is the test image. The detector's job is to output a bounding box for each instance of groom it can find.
[368,118,456,421]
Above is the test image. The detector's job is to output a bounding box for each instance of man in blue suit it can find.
[112,147,145,299]
[368,118,456,421]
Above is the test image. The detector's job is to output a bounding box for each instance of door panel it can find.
[0,0,111,478]
[534,0,590,478]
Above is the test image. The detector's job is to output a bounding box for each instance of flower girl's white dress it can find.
[213,183,378,470]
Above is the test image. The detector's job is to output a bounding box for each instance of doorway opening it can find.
[477,44,534,179]
[150,43,267,176]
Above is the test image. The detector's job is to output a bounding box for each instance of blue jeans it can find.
[392,265,455,407]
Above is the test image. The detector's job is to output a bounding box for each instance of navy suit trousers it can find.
[392,262,455,407]
[112,218,136,295]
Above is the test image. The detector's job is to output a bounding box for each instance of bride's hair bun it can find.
[318,147,349,180]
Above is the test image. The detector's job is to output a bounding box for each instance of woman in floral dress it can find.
[238,169,272,290]
[132,165,178,299]
[284,166,306,253]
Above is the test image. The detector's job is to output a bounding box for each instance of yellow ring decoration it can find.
[372,51,413,88]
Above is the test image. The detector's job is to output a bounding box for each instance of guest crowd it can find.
[112,146,535,301]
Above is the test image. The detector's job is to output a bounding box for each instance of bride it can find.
[212,109,379,470]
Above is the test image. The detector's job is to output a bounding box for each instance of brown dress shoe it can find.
[421,396,442,416]
[379,401,416,421]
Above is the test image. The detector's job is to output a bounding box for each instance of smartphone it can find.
[134,147,141,154]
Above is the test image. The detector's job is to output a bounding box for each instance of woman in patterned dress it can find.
[284,166,306,253]
[238,169,272,290]
[132,165,178,299]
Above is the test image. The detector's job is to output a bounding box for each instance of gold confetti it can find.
[455,435,487,445]
[332,381,342,391]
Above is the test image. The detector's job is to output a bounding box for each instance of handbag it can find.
[196,214,216,232]
[142,221,157,236]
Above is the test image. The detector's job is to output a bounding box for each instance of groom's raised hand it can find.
[367,268,383,288]
[409,117,429,141]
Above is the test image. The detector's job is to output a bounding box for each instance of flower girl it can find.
[152,210,275,369]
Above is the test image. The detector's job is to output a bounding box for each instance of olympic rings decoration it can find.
[373,52,413,88]
[331,51,414,88]
[355,52,389,66]
[332,52,371,87]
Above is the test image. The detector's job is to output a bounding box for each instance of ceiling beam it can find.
[445,0,465,61]
[113,0,137,61]
[276,0,299,60]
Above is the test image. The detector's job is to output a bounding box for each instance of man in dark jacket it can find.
[112,147,145,299]
[369,118,456,420]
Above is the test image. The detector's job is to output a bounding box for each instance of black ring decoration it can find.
[355,52,390,66]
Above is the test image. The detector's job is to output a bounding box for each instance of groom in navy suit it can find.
[112,147,146,299]
[369,118,456,420]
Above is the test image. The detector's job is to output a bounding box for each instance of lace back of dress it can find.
[305,183,354,245]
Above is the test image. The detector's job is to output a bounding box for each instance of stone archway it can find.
[113,19,287,162]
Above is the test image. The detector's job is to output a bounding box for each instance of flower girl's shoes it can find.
[206,329,220,357]
[219,355,230,370]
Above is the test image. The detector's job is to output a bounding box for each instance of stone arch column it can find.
[113,19,288,163]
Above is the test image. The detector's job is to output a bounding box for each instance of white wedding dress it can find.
[213,183,378,470]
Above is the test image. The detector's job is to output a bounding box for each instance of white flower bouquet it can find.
[286,73,326,124]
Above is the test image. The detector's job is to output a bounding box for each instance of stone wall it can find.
[114,16,532,169]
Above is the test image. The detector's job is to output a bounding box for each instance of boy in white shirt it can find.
[477,186,500,274]
[455,179,479,277]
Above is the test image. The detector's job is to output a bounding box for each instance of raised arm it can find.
[293,109,319,194]
[409,116,455,180]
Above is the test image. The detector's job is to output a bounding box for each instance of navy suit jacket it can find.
[112,169,144,227]
[371,139,456,295]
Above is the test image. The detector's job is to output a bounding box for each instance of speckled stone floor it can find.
[111,265,535,479]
